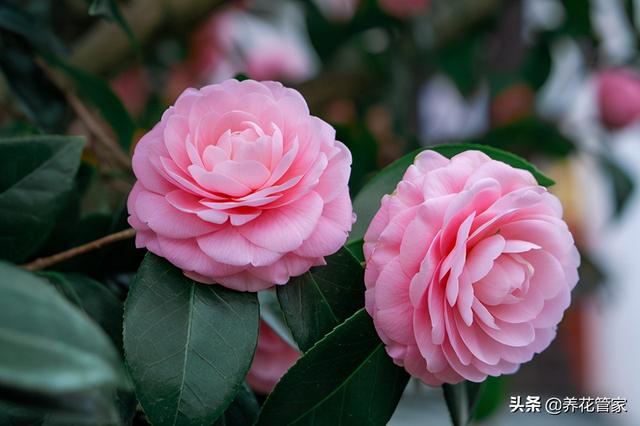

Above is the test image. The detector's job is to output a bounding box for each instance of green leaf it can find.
[344,238,364,262]
[0,1,65,53]
[0,388,121,426]
[334,123,379,195]
[0,3,67,132]
[123,253,260,426]
[44,54,136,150]
[475,118,575,158]
[350,143,555,243]
[42,272,124,350]
[38,212,113,273]
[213,383,259,426]
[256,309,409,426]
[277,248,365,352]
[0,43,67,132]
[442,381,484,426]
[472,376,507,422]
[558,0,593,38]
[598,153,634,216]
[0,135,85,262]
[258,290,298,349]
[433,35,484,96]
[0,262,130,396]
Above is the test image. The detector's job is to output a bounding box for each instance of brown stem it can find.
[35,58,132,172]
[22,228,137,271]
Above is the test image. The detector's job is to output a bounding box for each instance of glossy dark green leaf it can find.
[0,262,130,396]
[0,135,85,262]
[350,143,555,243]
[123,254,260,426]
[442,381,485,426]
[258,290,298,349]
[344,239,364,262]
[213,383,259,426]
[277,247,364,352]
[44,54,136,150]
[256,309,409,426]
[42,272,124,350]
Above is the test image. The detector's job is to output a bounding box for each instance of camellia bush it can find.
[0,0,633,425]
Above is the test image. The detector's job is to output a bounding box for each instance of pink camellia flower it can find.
[379,0,429,18]
[128,79,354,291]
[247,322,300,394]
[363,150,579,384]
[597,68,640,129]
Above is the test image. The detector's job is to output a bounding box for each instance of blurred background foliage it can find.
[1,0,638,424]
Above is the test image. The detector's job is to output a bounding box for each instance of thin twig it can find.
[35,57,132,172]
[22,228,137,271]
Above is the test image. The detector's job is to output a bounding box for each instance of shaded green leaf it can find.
[38,212,113,273]
[124,253,260,426]
[0,387,121,426]
[256,309,409,426]
[521,43,552,90]
[0,135,85,262]
[42,272,124,350]
[475,118,575,158]
[0,262,130,396]
[443,381,484,426]
[344,238,364,262]
[472,376,507,422]
[213,383,259,426]
[434,35,484,96]
[598,153,634,216]
[258,290,298,349]
[0,43,67,132]
[0,1,65,53]
[335,123,378,196]
[558,0,593,38]
[350,143,555,243]
[277,248,364,352]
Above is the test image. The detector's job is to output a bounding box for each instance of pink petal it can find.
[239,192,323,252]
[134,190,212,238]
[214,160,270,189]
[478,319,535,347]
[163,115,190,171]
[188,165,252,197]
[202,145,229,170]
[313,142,352,202]
[466,234,506,282]
[198,227,282,267]
[294,190,352,258]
